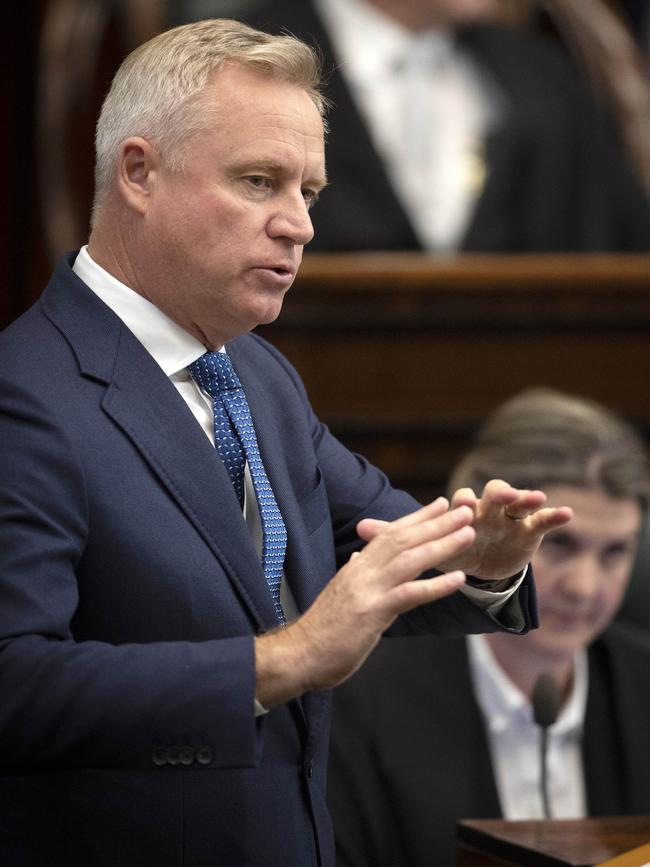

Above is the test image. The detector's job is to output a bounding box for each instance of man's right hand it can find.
[254,497,475,708]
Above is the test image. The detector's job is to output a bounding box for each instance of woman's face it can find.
[528,486,642,658]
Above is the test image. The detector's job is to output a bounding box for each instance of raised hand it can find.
[441,479,573,582]
[356,480,573,585]
[255,498,475,706]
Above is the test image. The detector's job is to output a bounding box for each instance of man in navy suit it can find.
[0,18,571,867]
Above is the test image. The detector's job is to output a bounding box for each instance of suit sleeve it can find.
[0,375,262,772]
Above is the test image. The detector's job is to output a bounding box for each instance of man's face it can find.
[530,486,642,658]
[140,64,326,349]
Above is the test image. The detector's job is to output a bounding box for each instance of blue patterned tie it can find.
[189,352,287,623]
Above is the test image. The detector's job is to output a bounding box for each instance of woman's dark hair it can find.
[449,387,650,513]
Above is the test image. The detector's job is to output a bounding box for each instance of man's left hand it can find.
[439,479,572,582]
[357,479,572,584]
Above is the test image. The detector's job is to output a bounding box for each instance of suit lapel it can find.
[105,340,282,629]
[459,25,537,252]
[461,126,519,251]
[43,259,279,631]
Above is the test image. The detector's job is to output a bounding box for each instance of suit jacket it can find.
[241,2,650,252]
[0,255,536,866]
[328,622,650,867]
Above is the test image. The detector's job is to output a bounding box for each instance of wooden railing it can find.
[258,253,650,501]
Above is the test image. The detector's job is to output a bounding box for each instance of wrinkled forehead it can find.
[172,66,325,193]
[204,61,322,118]
[200,65,321,138]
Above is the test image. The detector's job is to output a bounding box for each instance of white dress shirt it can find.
[468,634,588,820]
[315,0,504,251]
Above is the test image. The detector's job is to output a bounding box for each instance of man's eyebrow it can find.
[231,159,283,174]
[307,174,329,192]
[230,160,328,190]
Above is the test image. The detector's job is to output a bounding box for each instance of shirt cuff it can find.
[460,567,527,618]
[254,698,269,717]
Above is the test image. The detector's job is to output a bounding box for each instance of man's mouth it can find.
[260,263,295,277]
[250,264,297,286]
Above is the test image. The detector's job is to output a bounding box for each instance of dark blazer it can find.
[328,622,650,867]
[242,1,650,252]
[0,255,536,866]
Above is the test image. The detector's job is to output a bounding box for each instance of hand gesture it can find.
[256,497,475,705]
[439,479,572,582]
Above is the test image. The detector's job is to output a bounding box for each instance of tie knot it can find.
[189,351,241,397]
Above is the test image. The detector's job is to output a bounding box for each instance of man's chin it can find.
[253,297,286,328]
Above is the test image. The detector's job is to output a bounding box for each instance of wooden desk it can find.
[457,816,650,866]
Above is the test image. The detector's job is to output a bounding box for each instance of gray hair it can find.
[449,387,650,513]
[92,18,327,224]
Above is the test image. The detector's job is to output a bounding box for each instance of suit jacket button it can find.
[180,746,195,766]
[305,762,314,779]
[166,746,181,766]
[152,747,167,767]
[196,745,214,766]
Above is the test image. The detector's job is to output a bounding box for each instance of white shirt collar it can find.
[467,634,588,739]
[72,246,208,377]
[314,0,454,85]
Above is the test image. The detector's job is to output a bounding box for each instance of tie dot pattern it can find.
[189,352,287,623]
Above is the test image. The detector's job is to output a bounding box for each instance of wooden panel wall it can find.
[258,252,650,502]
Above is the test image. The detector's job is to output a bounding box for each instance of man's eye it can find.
[246,176,270,189]
[302,189,319,208]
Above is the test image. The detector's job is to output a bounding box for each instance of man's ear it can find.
[116,137,159,215]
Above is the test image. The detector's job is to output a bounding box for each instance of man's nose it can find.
[267,194,315,246]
